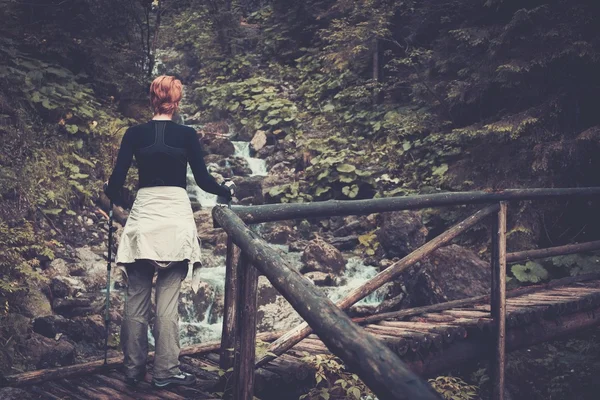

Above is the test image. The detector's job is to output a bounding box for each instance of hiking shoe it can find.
[152,372,196,388]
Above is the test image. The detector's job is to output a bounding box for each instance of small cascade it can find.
[232,141,267,176]
[178,262,227,345]
[328,258,387,306]
[185,137,267,208]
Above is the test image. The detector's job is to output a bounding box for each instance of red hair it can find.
[150,75,182,115]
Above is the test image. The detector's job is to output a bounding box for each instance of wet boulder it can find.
[304,271,335,286]
[21,289,52,319]
[232,175,264,204]
[251,130,268,152]
[261,223,298,245]
[400,244,491,307]
[195,210,225,245]
[23,333,76,369]
[301,238,346,275]
[377,211,428,258]
[202,135,235,157]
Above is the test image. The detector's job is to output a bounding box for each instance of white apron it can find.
[116,186,203,292]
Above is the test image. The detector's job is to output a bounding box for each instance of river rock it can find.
[52,297,94,318]
[46,258,70,277]
[0,313,31,375]
[400,244,491,307]
[195,210,223,245]
[327,235,359,251]
[232,175,264,204]
[23,333,76,369]
[225,156,252,176]
[0,388,33,400]
[251,130,268,152]
[33,315,70,338]
[203,136,235,157]
[304,271,334,286]
[21,289,52,319]
[261,223,297,245]
[256,144,275,159]
[301,238,346,275]
[182,281,214,323]
[257,294,303,333]
[377,211,428,258]
[200,121,230,136]
[74,246,107,291]
[289,239,309,252]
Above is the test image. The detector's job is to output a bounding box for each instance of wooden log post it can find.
[257,204,500,367]
[213,206,441,400]
[219,236,239,392]
[233,254,259,400]
[491,202,507,400]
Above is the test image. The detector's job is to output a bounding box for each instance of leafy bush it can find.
[0,220,54,315]
[299,353,374,400]
[428,376,479,400]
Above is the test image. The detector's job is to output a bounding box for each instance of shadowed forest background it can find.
[1,0,600,399]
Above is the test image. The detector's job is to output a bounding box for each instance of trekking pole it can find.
[104,199,114,365]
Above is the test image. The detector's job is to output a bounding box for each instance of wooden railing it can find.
[212,188,600,400]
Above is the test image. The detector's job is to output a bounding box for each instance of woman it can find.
[104,75,235,388]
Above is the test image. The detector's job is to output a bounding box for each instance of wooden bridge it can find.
[3,188,600,400]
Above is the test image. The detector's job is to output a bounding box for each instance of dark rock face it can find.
[202,136,235,157]
[20,289,52,319]
[400,244,491,307]
[23,333,76,369]
[301,238,346,275]
[33,314,105,345]
[50,277,72,298]
[261,224,297,245]
[377,211,428,258]
[232,175,264,204]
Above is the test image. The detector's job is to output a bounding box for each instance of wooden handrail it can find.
[507,240,600,263]
[225,187,600,225]
[213,206,441,400]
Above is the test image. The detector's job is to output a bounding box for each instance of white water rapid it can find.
[186,138,267,208]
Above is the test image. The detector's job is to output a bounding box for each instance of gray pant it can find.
[122,260,187,379]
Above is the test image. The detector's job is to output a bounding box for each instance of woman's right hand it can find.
[222,181,236,199]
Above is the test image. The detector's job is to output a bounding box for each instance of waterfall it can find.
[185,137,267,209]
[232,141,267,176]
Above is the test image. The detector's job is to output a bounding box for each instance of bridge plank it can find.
[366,324,435,349]
[61,378,110,400]
[105,371,188,400]
[378,321,467,342]
[93,374,163,400]
[29,385,65,400]
[43,381,88,400]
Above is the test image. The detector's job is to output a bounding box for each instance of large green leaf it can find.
[336,163,356,173]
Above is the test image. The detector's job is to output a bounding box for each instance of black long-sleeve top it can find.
[105,120,231,202]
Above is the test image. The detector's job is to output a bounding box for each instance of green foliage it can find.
[195,74,298,134]
[428,376,479,400]
[0,220,53,315]
[549,254,600,276]
[511,261,549,283]
[299,353,375,400]
[302,137,375,200]
[357,230,379,256]
[267,182,313,204]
